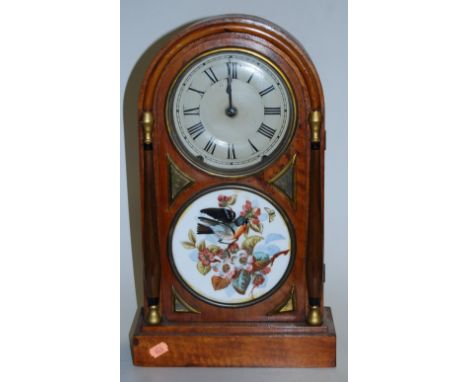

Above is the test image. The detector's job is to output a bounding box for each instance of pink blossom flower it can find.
[240,200,262,231]
[198,248,214,266]
[219,260,236,279]
[232,251,255,272]
[228,242,239,253]
[253,274,265,286]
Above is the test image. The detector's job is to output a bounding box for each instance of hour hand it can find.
[225,64,237,117]
[226,76,232,96]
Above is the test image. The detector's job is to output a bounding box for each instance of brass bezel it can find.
[165,47,297,178]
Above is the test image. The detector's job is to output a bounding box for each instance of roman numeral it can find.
[183,106,200,116]
[259,85,275,97]
[203,137,217,154]
[226,62,238,79]
[227,143,236,159]
[248,139,259,153]
[264,107,281,115]
[188,87,205,96]
[187,122,205,140]
[247,72,254,84]
[203,67,218,84]
[257,123,276,140]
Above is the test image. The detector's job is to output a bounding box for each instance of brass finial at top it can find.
[141,111,154,145]
[310,110,322,144]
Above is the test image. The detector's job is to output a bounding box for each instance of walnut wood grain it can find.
[132,307,336,367]
[307,147,325,307]
[141,147,160,307]
[133,14,334,366]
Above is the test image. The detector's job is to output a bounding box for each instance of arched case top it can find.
[139,14,324,112]
[131,15,335,368]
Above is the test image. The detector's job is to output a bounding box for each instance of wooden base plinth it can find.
[131,307,336,367]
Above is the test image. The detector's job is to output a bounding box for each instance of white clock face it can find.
[168,50,295,175]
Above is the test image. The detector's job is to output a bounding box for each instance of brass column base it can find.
[145,305,161,325]
[307,305,322,326]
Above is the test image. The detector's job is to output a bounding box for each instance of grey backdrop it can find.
[121,1,347,381]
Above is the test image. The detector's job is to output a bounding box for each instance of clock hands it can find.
[225,63,238,117]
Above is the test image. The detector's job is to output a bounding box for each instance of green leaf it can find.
[249,221,263,233]
[241,236,263,252]
[197,261,211,275]
[211,276,231,290]
[182,241,196,249]
[188,229,197,244]
[227,195,237,205]
[232,269,252,295]
[208,244,221,253]
[254,251,269,262]
[197,240,206,251]
[252,251,270,270]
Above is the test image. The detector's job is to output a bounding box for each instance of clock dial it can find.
[168,49,295,175]
[170,186,294,306]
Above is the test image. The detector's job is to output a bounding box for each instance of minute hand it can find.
[225,65,237,117]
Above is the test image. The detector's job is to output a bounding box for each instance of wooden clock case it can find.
[130,15,336,367]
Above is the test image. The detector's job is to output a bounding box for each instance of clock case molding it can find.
[130,15,336,367]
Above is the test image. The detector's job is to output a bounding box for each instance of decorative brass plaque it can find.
[268,285,296,314]
[168,155,194,203]
[172,286,201,314]
[268,154,296,203]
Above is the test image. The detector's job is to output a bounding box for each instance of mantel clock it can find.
[130,15,336,367]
